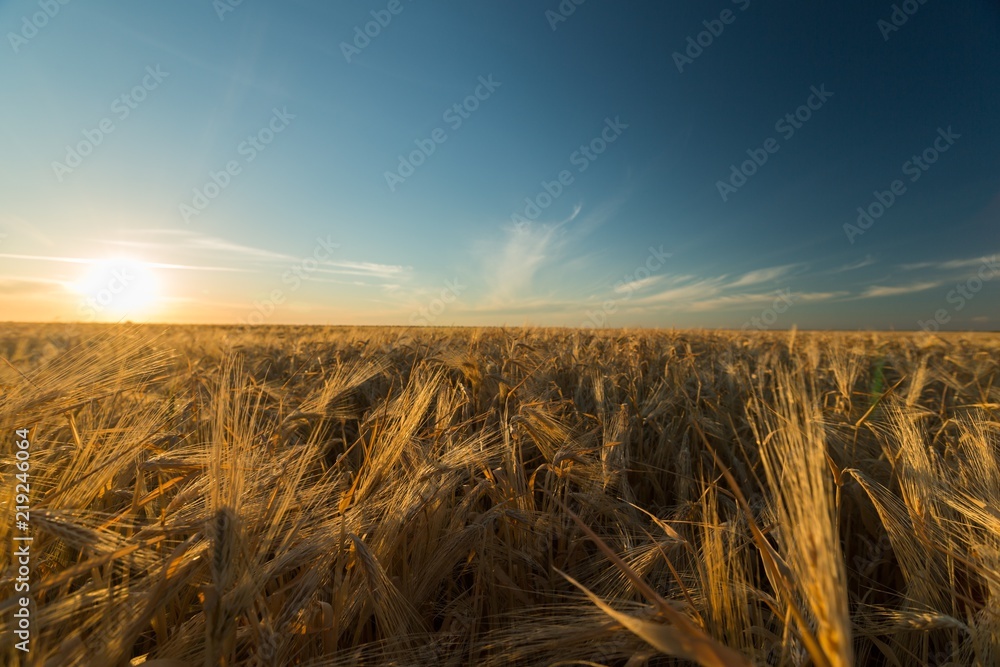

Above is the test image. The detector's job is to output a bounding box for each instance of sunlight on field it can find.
[1,324,998,665]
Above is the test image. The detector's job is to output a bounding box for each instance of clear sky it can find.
[1,0,998,330]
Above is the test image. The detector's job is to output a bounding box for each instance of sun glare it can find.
[71,257,161,321]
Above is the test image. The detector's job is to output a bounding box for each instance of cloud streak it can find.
[312,261,406,280]
[860,281,943,298]
[482,223,563,306]
[899,253,1000,272]
[0,252,252,273]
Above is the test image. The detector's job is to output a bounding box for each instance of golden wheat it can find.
[1,324,998,665]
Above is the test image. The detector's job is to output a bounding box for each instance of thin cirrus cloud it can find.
[614,274,664,294]
[831,256,876,274]
[0,252,251,273]
[634,278,729,306]
[686,290,847,313]
[475,199,623,309]
[99,230,406,281]
[632,250,997,307]
[899,253,998,272]
[860,281,945,299]
[729,264,799,288]
[404,240,994,322]
[481,223,564,306]
[630,265,801,310]
[103,229,295,263]
[846,251,999,299]
[311,261,407,280]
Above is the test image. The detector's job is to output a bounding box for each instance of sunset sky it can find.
[1,0,998,329]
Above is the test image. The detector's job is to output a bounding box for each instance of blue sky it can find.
[1,0,998,329]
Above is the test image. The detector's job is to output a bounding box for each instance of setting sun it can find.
[70,257,161,322]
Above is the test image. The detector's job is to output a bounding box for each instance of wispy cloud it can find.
[482,223,563,305]
[632,268,789,308]
[620,261,845,314]
[102,229,294,262]
[570,187,631,237]
[899,253,998,271]
[686,290,847,312]
[860,281,943,298]
[729,264,798,288]
[0,252,91,265]
[614,274,663,294]
[183,236,295,261]
[462,295,578,316]
[560,203,583,226]
[313,261,406,280]
[832,256,875,273]
[635,277,728,306]
[0,252,251,273]
[97,229,409,282]
[302,276,374,286]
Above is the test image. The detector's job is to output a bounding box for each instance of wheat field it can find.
[1,324,998,666]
